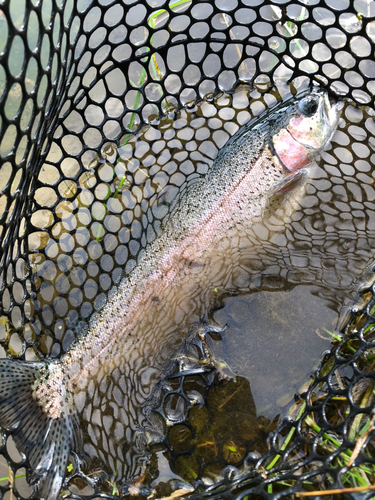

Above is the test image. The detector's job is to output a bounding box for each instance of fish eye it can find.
[298,96,319,117]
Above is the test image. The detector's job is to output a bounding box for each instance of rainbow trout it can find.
[0,88,342,499]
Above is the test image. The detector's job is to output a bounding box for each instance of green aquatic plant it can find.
[0,473,26,482]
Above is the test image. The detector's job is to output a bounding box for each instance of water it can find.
[124,86,375,493]
[209,286,339,418]
[1,83,375,496]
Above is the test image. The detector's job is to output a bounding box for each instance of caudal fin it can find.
[0,358,81,500]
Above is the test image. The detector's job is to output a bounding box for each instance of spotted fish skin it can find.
[0,89,342,499]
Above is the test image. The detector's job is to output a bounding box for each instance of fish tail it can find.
[0,358,80,500]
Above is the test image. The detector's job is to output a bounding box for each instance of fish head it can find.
[273,88,344,172]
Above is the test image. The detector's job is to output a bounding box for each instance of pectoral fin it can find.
[272,169,307,195]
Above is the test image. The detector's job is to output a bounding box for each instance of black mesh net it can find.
[0,0,375,498]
